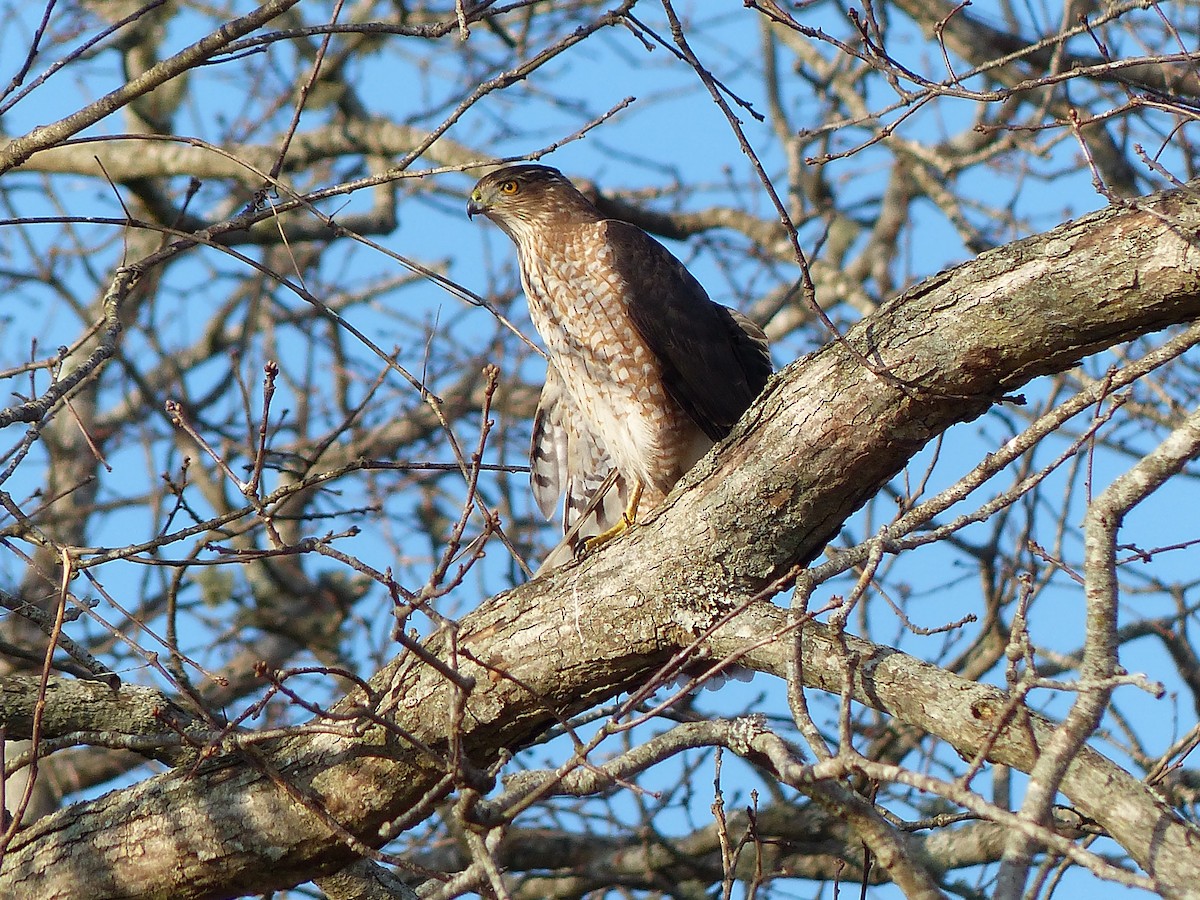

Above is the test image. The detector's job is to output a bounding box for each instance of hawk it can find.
[468,164,772,570]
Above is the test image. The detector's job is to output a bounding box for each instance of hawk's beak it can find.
[466,194,485,219]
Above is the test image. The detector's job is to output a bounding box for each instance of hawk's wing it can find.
[602,220,773,442]
[530,365,632,571]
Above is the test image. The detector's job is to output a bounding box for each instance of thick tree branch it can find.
[0,676,199,759]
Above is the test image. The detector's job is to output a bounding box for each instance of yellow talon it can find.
[579,480,644,555]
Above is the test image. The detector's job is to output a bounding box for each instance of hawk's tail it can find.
[535,470,632,574]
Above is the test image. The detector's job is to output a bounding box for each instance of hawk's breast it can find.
[518,225,701,496]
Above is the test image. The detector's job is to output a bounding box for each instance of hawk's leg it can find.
[580,479,644,555]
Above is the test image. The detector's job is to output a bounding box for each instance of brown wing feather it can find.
[602,220,772,441]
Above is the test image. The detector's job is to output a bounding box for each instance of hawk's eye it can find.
[499,179,519,195]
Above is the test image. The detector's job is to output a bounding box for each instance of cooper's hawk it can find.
[468,164,772,570]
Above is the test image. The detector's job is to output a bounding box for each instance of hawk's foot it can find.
[577,515,633,557]
[574,479,643,558]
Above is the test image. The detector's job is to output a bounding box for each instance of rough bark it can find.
[3,185,1200,898]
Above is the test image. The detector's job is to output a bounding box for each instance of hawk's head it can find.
[467,164,598,241]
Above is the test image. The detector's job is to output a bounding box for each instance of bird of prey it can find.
[467,164,772,570]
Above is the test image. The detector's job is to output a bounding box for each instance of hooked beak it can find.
[466,195,486,219]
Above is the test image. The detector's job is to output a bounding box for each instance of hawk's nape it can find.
[468,164,771,572]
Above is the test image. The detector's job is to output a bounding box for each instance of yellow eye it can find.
[499,179,519,195]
